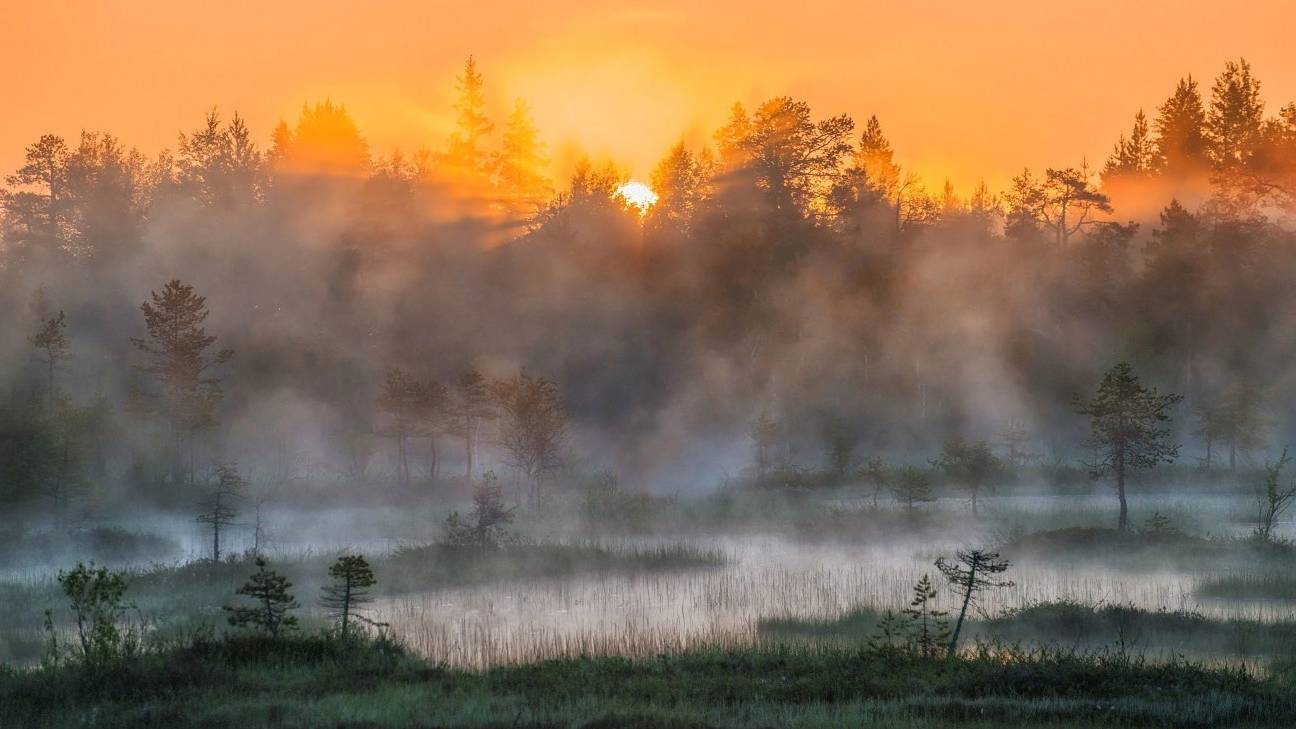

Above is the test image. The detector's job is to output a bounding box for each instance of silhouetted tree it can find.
[647,142,709,238]
[29,309,71,411]
[225,557,298,638]
[995,419,1032,467]
[749,409,779,479]
[451,369,494,480]
[445,471,516,547]
[903,574,949,659]
[376,367,422,485]
[493,99,550,207]
[446,55,493,177]
[935,549,1012,658]
[937,439,1003,517]
[1154,76,1210,175]
[320,554,377,638]
[197,463,243,561]
[1253,448,1295,544]
[1005,166,1112,246]
[1075,362,1182,530]
[130,279,233,486]
[176,109,262,208]
[859,456,890,508]
[491,372,567,502]
[891,466,935,512]
[2,134,71,259]
[1207,59,1265,169]
[1104,110,1158,180]
[57,562,131,666]
[1212,381,1268,470]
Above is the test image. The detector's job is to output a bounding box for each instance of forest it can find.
[3,53,1296,728]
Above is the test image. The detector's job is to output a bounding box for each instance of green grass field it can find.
[5,632,1296,729]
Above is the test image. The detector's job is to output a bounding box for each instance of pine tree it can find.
[1074,362,1182,530]
[902,574,950,659]
[130,280,233,486]
[935,550,1012,658]
[647,142,708,238]
[447,56,494,176]
[493,99,550,205]
[2,134,71,257]
[891,466,935,512]
[1207,59,1265,169]
[29,308,71,411]
[224,557,299,638]
[1154,77,1209,175]
[320,554,377,638]
[855,115,901,196]
[1103,110,1158,179]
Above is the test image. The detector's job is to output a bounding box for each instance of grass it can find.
[382,540,725,593]
[1000,527,1296,571]
[0,539,726,665]
[760,600,1296,660]
[3,633,1294,728]
[0,526,182,568]
[1198,574,1296,601]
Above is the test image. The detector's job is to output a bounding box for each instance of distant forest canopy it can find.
[1,56,1295,502]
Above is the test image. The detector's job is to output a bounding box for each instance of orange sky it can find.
[3,1,1294,194]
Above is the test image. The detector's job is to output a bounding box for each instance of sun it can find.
[616,180,659,214]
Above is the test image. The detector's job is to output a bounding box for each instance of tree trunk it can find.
[464,418,475,479]
[947,562,977,658]
[46,356,56,411]
[397,434,408,484]
[428,436,439,480]
[1117,462,1128,531]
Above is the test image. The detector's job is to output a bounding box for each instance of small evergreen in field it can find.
[224,556,298,638]
[902,574,950,659]
[320,554,377,638]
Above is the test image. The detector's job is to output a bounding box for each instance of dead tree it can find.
[197,463,243,561]
[935,549,1013,658]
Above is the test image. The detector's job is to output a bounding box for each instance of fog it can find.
[3,57,1296,683]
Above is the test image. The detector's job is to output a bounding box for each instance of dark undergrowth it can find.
[761,600,1296,659]
[1000,526,1296,571]
[3,632,1296,728]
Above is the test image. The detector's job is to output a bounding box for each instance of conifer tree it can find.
[225,557,299,638]
[1207,59,1265,169]
[493,99,550,205]
[936,550,1012,658]
[130,279,233,485]
[447,56,493,176]
[902,574,949,659]
[1154,76,1210,174]
[320,554,377,638]
[1075,362,1182,530]
[29,309,71,411]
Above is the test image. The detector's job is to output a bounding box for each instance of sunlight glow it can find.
[616,180,658,214]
